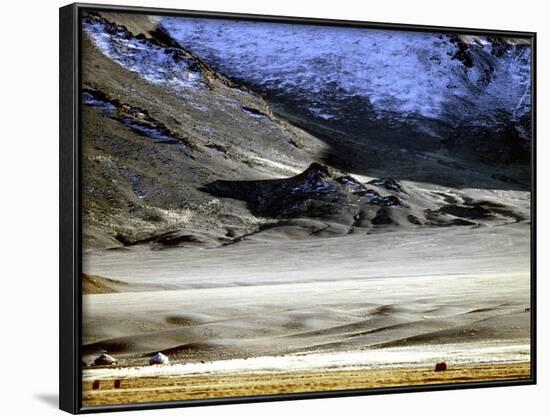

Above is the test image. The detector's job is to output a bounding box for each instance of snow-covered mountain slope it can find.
[160,17,531,143]
[82,15,204,90]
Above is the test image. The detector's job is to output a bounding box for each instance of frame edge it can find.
[61,2,536,413]
[73,2,535,37]
[530,31,537,386]
[60,3,81,414]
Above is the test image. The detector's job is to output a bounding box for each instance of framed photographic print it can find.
[59,2,536,413]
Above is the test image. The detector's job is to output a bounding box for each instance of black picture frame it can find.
[59,3,537,414]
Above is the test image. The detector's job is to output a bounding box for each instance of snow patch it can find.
[161,17,531,134]
[83,340,529,380]
[83,15,204,91]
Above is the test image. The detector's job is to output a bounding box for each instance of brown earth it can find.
[82,362,531,407]
[82,273,127,294]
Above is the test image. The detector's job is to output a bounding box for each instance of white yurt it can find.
[149,352,170,365]
[93,353,117,366]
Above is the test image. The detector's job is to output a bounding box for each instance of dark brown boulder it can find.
[434,362,447,372]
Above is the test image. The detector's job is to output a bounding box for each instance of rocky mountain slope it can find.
[81,12,531,252]
[161,17,532,169]
[81,12,329,249]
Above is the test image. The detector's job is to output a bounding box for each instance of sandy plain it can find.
[82,219,531,406]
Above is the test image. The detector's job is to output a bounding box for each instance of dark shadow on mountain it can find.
[265,96,531,192]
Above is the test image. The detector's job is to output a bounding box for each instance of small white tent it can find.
[149,352,169,365]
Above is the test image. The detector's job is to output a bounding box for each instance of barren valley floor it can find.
[82,219,531,406]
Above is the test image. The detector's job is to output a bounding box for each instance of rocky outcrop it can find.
[204,162,527,242]
[204,163,350,219]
